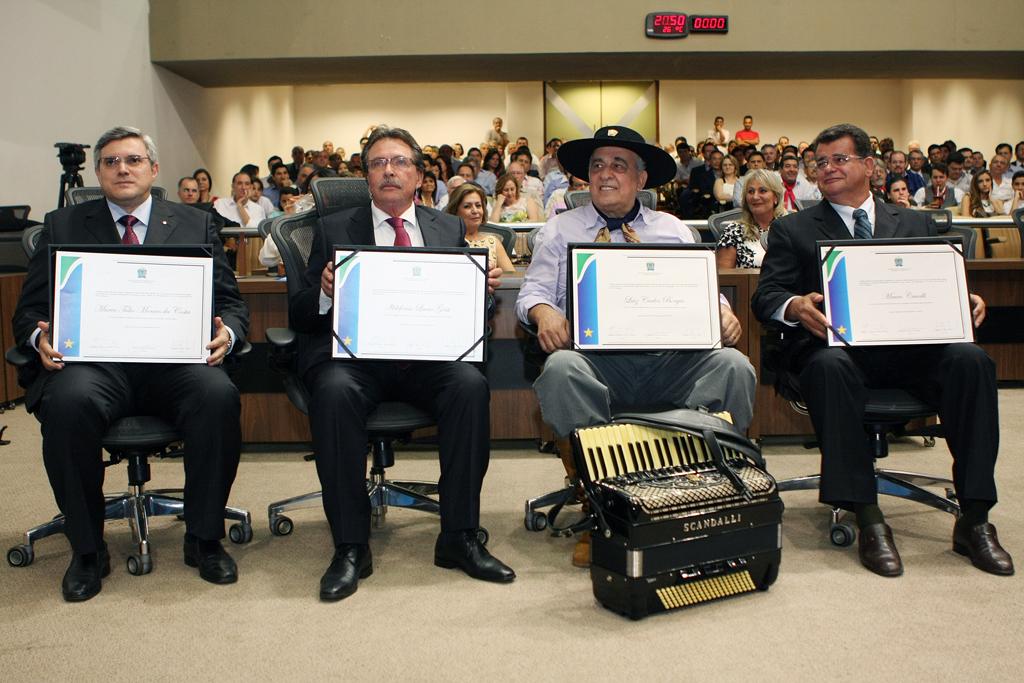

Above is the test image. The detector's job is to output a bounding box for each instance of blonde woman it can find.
[715,168,787,268]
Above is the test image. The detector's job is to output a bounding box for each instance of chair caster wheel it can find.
[476,527,489,546]
[270,515,293,537]
[945,488,957,502]
[524,511,548,532]
[7,544,34,567]
[830,521,856,547]
[229,522,253,544]
[127,554,152,575]
[923,436,936,447]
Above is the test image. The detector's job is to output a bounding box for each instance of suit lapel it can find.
[872,198,900,239]
[347,205,376,246]
[143,198,177,244]
[83,199,120,243]
[814,201,854,241]
[416,206,442,247]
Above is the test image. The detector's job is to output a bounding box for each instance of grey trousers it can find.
[534,348,756,437]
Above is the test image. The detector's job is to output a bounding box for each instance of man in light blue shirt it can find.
[516,126,756,567]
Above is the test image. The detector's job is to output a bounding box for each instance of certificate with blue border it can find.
[566,243,721,351]
[50,245,214,363]
[818,237,973,347]
[331,246,488,362]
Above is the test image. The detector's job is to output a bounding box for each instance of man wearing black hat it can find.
[515,126,756,567]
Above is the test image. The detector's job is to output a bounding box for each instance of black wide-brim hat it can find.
[557,125,677,189]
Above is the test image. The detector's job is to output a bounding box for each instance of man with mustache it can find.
[290,126,514,601]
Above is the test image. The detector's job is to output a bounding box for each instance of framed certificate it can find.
[818,237,973,347]
[566,243,722,351]
[332,246,488,362]
[50,245,215,363]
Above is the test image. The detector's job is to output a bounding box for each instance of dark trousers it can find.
[304,360,490,546]
[34,363,241,554]
[798,343,998,507]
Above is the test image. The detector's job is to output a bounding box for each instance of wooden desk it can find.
[0,273,26,404]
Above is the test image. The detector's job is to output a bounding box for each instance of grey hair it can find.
[94,126,158,170]
[361,125,425,173]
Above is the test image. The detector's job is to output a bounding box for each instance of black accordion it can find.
[573,410,782,619]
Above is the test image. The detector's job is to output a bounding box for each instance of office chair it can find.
[707,207,742,241]
[763,325,957,546]
[310,177,370,217]
[1010,208,1024,257]
[264,205,464,539]
[5,225,253,574]
[564,189,658,211]
[66,186,166,206]
[936,219,977,259]
[479,222,517,259]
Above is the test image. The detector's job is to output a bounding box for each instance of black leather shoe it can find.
[183,537,238,584]
[62,545,111,602]
[953,520,1014,576]
[858,523,903,577]
[434,531,516,583]
[320,544,372,601]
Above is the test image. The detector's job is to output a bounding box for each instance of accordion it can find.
[573,409,782,619]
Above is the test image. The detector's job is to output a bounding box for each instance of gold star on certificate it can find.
[64,338,75,349]
[342,336,353,346]
[837,326,847,335]
[584,328,593,338]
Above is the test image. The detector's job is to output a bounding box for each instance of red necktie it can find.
[387,216,411,247]
[119,215,140,245]
[783,181,797,211]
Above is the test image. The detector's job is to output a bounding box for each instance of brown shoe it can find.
[572,531,591,568]
[858,523,903,577]
[953,520,1014,576]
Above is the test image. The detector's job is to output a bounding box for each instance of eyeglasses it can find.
[100,155,152,169]
[814,154,865,171]
[366,156,415,171]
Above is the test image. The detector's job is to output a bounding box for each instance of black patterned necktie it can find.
[852,208,872,240]
[118,214,140,245]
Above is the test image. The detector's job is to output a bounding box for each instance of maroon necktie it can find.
[387,216,412,247]
[119,214,140,245]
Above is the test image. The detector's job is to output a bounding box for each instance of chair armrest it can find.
[265,327,297,349]
[5,345,35,368]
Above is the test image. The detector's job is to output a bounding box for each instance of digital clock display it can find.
[644,12,729,38]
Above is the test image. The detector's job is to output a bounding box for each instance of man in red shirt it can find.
[735,115,761,148]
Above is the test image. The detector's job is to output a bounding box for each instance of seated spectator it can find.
[434,155,453,183]
[735,115,760,147]
[258,188,303,269]
[927,144,945,167]
[946,152,971,194]
[732,150,779,207]
[214,172,266,228]
[870,159,889,203]
[542,158,569,206]
[779,154,804,211]
[795,148,822,202]
[914,163,964,209]
[327,153,343,173]
[508,158,543,204]
[490,173,541,223]
[960,170,1004,217]
[716,169,786,269]
[905,149,928,194]
[713,154,740,210]
[887,177,916,208]
[348,153,364,177]
[544,173,588,218]
[265,155,283,186]
[295,163,317,194]
[958,147,975,173]
[455,162,477,183]
[285,146,304,181]
[674,143,702,185]
[266,162,293,209]
[682,143,723,219]
[972,150,987,172]
[539,138,562,178]
[250,177,276,217]
[761,144,779,171]
[445,184,514,273]
[478,149,502,195]
[414,171,447,209]
[1006,171,1024,214]
[177,176,199,204]
[193,167,216,203]
[1011,142,1024,174]
[988,154,1014,204]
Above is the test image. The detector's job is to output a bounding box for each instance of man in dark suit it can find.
[290,126,515,601]
[13,126,250,601]
[752,123,1012,577]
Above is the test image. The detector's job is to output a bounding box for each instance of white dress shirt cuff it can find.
[772,296,801,326]
[319,290,332,315]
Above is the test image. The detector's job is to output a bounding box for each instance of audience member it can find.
[539,138,562,178]
[490,172,541,223]
[887,177,915,208]
[905,149,928,193]
[716,168,787,268]
[544,173,587,218]
[214,172,266,227]
[1011,142,1024,174]
[265,155,283,185]
[478,149,502,194]
[733,150,778,207]
[972,150,987,171]
[761,144,779,171]
[508,159,543,204]
[414,171,447,209]
[779,154,803,212]
[913,163,963,209]
[960,170,1004,217]
[713,154,740,210]
[988,154,1014,204]
[249,177,276,217]
[286,146,305,181]
[735,115,760,147]
[708,115,731,151]
[445,184,514,272]
[795,148,822,202]
[485,116,510,150]
[1006,171,1024,214]
[177,176,199,204]
[674,143,702,185]
[946,152,971,193]
[193,168,215,203]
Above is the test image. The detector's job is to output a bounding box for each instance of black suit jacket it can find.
[751,199,938,369]
[289,204,467,378]
[12,197,249,408]
[688,165,717,196]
